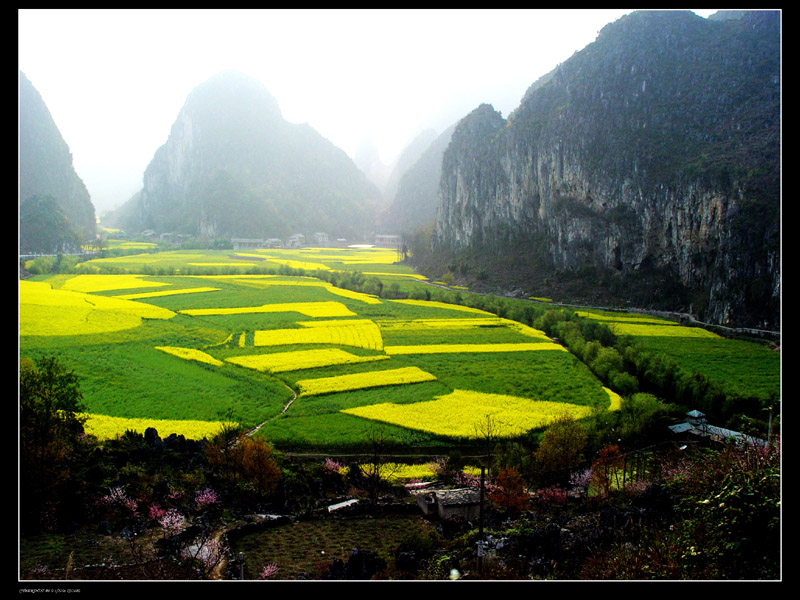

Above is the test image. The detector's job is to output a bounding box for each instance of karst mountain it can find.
[116,70,381,241]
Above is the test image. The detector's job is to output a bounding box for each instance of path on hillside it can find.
[245,381,297,438]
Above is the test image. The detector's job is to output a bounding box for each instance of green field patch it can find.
[61,345,290,427]
[577,308,779,401]
[386,351,610,408]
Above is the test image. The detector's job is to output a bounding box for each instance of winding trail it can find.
[245,381,297,438]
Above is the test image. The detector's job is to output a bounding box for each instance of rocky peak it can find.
[428,10,780,329]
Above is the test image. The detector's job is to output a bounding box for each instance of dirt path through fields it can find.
[245,381,297,437]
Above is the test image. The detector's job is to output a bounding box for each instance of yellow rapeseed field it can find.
[20,280,175,336]
[341,389,594,439]
[114,286,220,299]
[226,348,389,373]
[384,342,566,355]
[376,317,505,330]
[179,301,356,318]
[575,310,676,325]
[155,346,225,366]
[59,274,169,293]
[323,285,383,304]
[605,387,622,411]
[389,299,493,314]
[296,366,436,397]
[377,317,551,340]
[608,322,720,338]
[266,258,332,271]
[254,319,384,351]
[81,413,234,441]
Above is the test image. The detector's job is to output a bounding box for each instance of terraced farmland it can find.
[20,247,776,449]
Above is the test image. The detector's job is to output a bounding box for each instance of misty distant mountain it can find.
[353,139,391,198]
[379,124,456,235]
[382,128,439,205]
[19,71,96,251]
[115,70,381,240]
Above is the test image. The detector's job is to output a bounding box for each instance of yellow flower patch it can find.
[155,346,225,366]
[226,349,389,373]
[389,299,493,314]
[179,301,356,318]
[608,322,720,338]
[59,274,169,293]
[501,319,553,340]
[254,319,384,351]
[20,280,175,336]
[359,462,438,482]
[377,317,506,330]
[324,285,383,304]
[81,413,234,441]
[267,258,332,271]
[575,310,676,325]
[376,317,551,340]
[342,389,594,438]
[384,342,566,355]
[114,287,220,299]
[605,387,622,411]
[296,366,436,397]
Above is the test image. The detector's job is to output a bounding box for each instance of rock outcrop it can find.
[430,11,780,329]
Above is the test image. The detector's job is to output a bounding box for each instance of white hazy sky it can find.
[18,8,718,213]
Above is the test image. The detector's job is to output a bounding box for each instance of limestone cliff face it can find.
[127,70,380,239]
[433,11,780,329]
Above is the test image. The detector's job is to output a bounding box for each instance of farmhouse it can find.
[669,410,768,447]
[286,233,306,248]
[375,234,400,248]
[231,238,283,250]
[416,488,482,521]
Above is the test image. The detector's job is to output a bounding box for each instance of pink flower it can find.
[195,487,220,508]
[258,563,279,579]
[158,508,184,534]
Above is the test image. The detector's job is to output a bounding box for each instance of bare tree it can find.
[361,423,401,504]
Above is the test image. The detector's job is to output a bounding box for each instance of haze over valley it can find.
[19,8,780,329]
